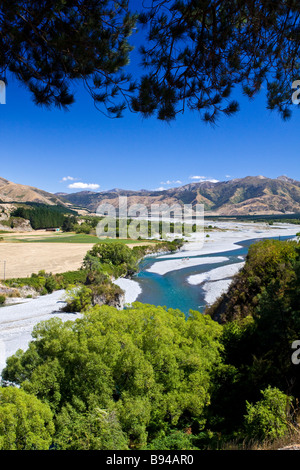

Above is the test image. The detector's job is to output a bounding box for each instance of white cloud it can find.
[61,176,77,182]
[154,187,167,191]
[68,182,100,190]
[60,176,77,183]
[190,176,207,180]
[160,180,182,185]
[190,176,219,183]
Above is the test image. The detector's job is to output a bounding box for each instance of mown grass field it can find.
[0,232,160,245]
[14,234,149,244]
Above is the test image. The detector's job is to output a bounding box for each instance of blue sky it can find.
[0,4,299,195]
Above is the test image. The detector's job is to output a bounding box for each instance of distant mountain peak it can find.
[277,175,296,183]
[106,188,124,193]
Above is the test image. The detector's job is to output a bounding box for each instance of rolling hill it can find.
[0,177,69,207]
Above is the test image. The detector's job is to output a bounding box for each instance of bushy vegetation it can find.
[0,387,54,450]
[2,238,300,449]
[1,304,222,450]
[244,387,292,441]
[62,285,93,313]
[205,239,300,443]
[206,238,298,323]
[83,239,184,279]
[4,270,88,295]
[83,242,139,277]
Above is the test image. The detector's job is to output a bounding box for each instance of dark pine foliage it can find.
[1,1,300,122]
[0,0,137,117]
[133,0,300,122]
[11,204,76,229]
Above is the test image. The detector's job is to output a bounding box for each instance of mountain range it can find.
[1,175,300,216]
[56,175,300,216]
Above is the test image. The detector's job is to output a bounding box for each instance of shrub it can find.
[5,274,47,292]
[63,285,93,312]
[54,404,128,450]
[44,275,59,293]
[0,387,54,450]
[244,386,292,441]
[55,270,88,287]
[145,430,197,450]
[91,281,124,305]
[74,223,92,234]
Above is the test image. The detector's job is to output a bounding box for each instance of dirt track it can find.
[0,243,94,278]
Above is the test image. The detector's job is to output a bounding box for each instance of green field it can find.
[2,232,159,245]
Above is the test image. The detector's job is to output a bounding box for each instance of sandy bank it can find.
[202,280,234,305]
[113,278,142,305]
[187,262,245,285]
[146,256,229,276]
[187,262,246,306]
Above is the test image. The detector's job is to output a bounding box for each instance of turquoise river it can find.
[132,235,294,315]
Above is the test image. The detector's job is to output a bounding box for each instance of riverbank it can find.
[0,290,82,376]
[146,221,299,268]
[188,262,246,305]
[114,221,300,305]
[113,278,142,305]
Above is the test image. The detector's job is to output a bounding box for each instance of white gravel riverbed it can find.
[0,290,82,376]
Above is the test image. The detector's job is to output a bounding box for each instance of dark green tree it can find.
[133,0,300,122]
[206,239,300,438]
[244,386,292,442]
[83,242,138,276]
[0,0,137,117]
[61,215,77,232]
[1,1,300,122]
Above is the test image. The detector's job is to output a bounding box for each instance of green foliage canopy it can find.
[0,386,54,450]
[206,239,300,439]
[244,386,292,441]
[1,303,223,448]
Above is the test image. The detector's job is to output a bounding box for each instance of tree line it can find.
[11,204,77,230]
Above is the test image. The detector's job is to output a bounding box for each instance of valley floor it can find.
[0,230,157,278]
[115,221,300,303]
[0,221,299,377]
[0,242,95,279]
